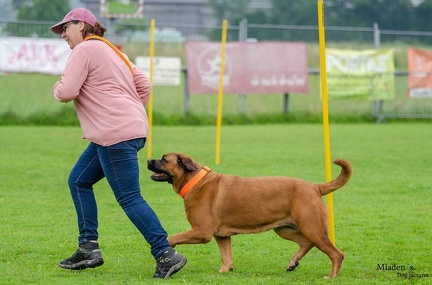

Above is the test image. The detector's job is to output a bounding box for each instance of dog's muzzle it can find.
[147,159,173,183]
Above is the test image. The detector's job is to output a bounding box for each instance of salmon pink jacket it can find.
[53,40,151,146]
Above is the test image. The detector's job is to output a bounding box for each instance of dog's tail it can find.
[318,159,352,196]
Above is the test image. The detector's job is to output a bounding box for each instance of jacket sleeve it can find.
[53,48,89,102]
[132,63,152,107]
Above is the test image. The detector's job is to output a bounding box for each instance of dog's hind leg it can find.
[308,235,343,278]
[296,217,344,278]
[274,227,314,272]
[214,236,234,273]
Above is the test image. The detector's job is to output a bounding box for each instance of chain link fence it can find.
[1,19,432,122]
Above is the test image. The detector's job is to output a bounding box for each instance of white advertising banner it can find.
[0,37,71,75]
[135,56,181,86]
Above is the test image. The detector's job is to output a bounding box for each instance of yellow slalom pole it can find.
[147,19,155,158]
[215,20,228,165]
[317,0,336,245]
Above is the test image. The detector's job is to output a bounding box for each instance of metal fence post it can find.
[373,22,384,122]
[238,19,247,113]
[183,68,190,114]
[373,22,380,49]
[283,93,290,113]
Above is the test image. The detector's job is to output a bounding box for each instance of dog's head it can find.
[147,152,201,191]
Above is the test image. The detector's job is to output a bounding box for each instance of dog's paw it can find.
[219,266,234,273]
[167,237,176,247]
[287,261,299,271]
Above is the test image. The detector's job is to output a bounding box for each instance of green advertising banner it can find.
[326,49,395,100]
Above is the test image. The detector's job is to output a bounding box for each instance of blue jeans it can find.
[67,138,170,259]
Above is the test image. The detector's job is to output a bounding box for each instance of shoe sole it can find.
[59,258,104,270]
[164,257,187,279]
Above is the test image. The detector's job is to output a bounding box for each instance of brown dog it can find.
[147,153,352,278]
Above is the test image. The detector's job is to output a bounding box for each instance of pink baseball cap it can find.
[51,8,97,34]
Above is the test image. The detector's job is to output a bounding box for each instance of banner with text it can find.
[135,56,181,86]
[186,42,308,95]
[326,49,395,100]
[0,37,71,75]
[407,47,432,98]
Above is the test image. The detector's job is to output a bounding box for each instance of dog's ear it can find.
[177,154,198,172]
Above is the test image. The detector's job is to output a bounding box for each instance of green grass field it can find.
[1,123,431,284]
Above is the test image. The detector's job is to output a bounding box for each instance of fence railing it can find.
[3,19,432,44]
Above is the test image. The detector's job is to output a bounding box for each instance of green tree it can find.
[322,0,432,42]
[207,0,432,42]
[208,0,429,30]
[11,0,31,10]
[208,0,251,23]
[207,0,252,40]
[16,0,70,21]
[324,0,416,29]
[6,0,70,37]
[269,0,318,25]
[413,0,432,32]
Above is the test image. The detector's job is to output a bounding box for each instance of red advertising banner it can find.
[408,47,432,98]
[186,42,308,95]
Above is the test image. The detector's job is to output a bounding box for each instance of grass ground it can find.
[0,123,431,284]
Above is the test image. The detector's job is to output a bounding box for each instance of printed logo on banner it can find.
[0,37,71,75]
[186,42,309,95]
[196,47,233,89]
[326,49,395,101]
[135,56,181,86]
[407,47,432,98]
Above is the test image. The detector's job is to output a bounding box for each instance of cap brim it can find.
[51,20,68,34]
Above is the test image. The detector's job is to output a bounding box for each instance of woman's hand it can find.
[52,80,61,93]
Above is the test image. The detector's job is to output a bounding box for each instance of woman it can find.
[51,8,186,279]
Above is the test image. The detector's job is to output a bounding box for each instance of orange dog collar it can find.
[179,166,211,198]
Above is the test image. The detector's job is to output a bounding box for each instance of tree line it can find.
[7,0,432,42]
[210,0,432,31]
[11,0,432,32]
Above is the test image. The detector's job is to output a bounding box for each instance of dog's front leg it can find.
[214,236,234,273]
[168,227,213,247]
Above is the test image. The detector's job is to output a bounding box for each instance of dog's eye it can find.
[177,156,183,165]
[161,155,172,164]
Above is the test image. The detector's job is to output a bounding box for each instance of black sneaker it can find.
[153,247,187,279]
[59,241,104,270]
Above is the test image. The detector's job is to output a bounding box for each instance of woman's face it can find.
[61,21,85,49]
